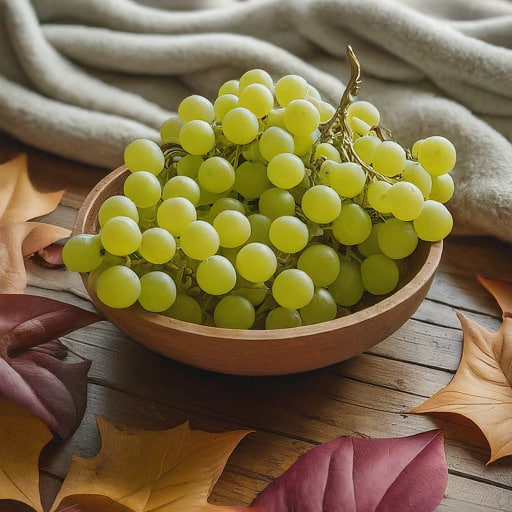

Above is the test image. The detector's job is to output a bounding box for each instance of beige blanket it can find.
[1,0,511,241]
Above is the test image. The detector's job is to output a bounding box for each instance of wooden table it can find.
[2,133,512,511]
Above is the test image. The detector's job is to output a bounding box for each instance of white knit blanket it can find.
[1,0,512,241]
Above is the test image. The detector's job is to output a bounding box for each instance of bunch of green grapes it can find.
[63,51,455,330]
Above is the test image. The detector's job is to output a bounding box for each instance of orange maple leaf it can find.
[410,276,512,463]
[0,155,70,292]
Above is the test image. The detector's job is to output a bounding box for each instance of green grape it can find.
[247,213,272,245]
[328,162,366,198]
[162,175,201,205]
[371,140,406,177]
[328,258,364,307]
[123,170,162,208]
[284,99,320,136]
[179,120,215,155]
[413,200,453,241]
[313,142,341,163]
[299,288,337,325]
[266,107,286,129]
[95,265,141,309]
[235,242,277,282]
[275,74,309,106]
[220,246,239,266]
[218,79,239,96]
[429,174,454,203]
[124,138,165,175]
[258,126,294,162]
[332,203,372,246]
[293,130,317,156]
[138,227,176,264]
[180,220,220,260]
[307,84,321,99]
[242,140,264,162]
[357,222,382,257]
[100,216,141,256]
[197,156,235,194]
[213,210,251,248]
[416,136,456,176]
[178,94,214,123]
[353,135,380,165]
[269,215,309,254]
[258,187,296,219]
[157,197,197,236]
[196,185,223,207]
[238,83,274,118]
[164,293,202,324]
[267,153,305,189]
[176,154,203,178]
[232,280,267,306]
[98,195,139,227]
[297,243,340,287]
[366,180,392,213]
[209,197,246,220]
[214,295,255,329]
[347,100,380,128]
[234,160,271,200]
[239,68,274,91]
[222,107,259,145]
[265,307,302,329]
[377,218,418,259]
[349,116,372,136]
[387,181,424,221]
[213,93,239,121]
[160,116,184,143]
[361,254,399,295]
[301,185,342,224]
[272,268,314,309]
[196,255,236,295]
[401,161,432,199]
[317,100,336,123]
[138,271,177,312]
[317,159,337,185]
[62,234,104,272]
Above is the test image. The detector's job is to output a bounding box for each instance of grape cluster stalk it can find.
[63,46,456,330]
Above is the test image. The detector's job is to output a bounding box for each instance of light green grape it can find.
[160,116,184,143]
[95,265,141,309]
[366,180,392,213]
[176,154,203,178]
[213,210,251,248]
[235,242,277,282]
[179,120,215,155]
[222,107,259,145]
[266,107,286,129]
[314,142,341,163]
[328,258,364,307]
[247,213,272,244]
[267,153,305,189]
[209,197,246,220]
[214,295,255,329]
[165,293,202,324]
[265,307,302,329]
[157,197,197,236]
[353,135,380,164]
[138,271,177,312]
[275,74,309,106]
[124,138,165,175]
[234,160,271,200]
[269,215,309,254]
[317,100,336,123]
[299,288,337,325]
[98,195,139,227]
[138,227,176,264]
[232,280,267,306]
[180,220,220,260]
[301,185,342,224]
[178,94,214,123]
[361,254,399,295]
[218,79,239,96]
[213,94,239,121]
[413,200,453,241]
[293,129,318,156]
[347,100,380,128]
[357,222,382,257]
[328,162,366,198]
[100,216,141,256]
[197,156,235,194]
[238,83,274,118]
[332,203,372,246]
[401,161,432,199]
[196,255,237,295]
[297,243,340,287]
[387,181,424,221]
[416,136,456,176]
[239,68,274,91]
[429,174,454,203]
[284,99,320,136]
[258,126,294,162]
[162,175,201,205]
[377,218,418,259]
[62,234,104,272]
[371,140,406,177]
[258,187,296,219]
[272,268,314,309]
[349,116,372,136]
[123,170,162,208]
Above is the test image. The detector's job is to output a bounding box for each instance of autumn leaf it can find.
[0,294,101,438]
[0,154,70,293]
[411,276,512,463]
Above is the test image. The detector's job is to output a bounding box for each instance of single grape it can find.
[328,258,364,307]
[124,138,164,175]
[162,175,201,205]
[366,180,392,214]
[265,307,302,329]
[213,94,239,121]
[272,268,314,309]
[196,255,237,295]
[401,161,432,199]
[178,94,214,123]
[275,74,309,106]
[258,187,296,219]
[317,100,336,123]
[234,160,271,200]
[236,242,277,282]
[313,142,341,163]
[353,135,380,164]
[214,295,255,329]
[232,279,267,306]
[213,210,251,248]
[258,126,294,162]
[138,227,176,264]
[332,203,372,246]
[247,213,272,245]
[165,293,202,324]
[123,170,162,208]
[98,195,139,227]
[218,79,239,96]
[62,234,104,272]
[138,271,177,312]
[180,220,220,260]
[222,107,259,145]
[347,100,380,128]
[387,181,424,221]
[284,99,320,136]
[238,83,274,118]
[413,200,453,241]
[197,156,235,194]
[269,215,309,254]
[179,120,215,155]
[429,174,454,203]
[266,107,286,129]
[267,153,305,189]
[328,162,366,198]
[361,254,399,295]
[160,116,184,143]
[377,218,418,259]
[100,216,141,256]
[417,136,456,176]
[301,185,342,224]
[176,154,203,178]
[157,197,197,236]
[297,243,340,287]
[239,68,274,91]
[95,265,141,309]
[357,222,382,257]
[371,140,406,177]
[209,197,246,220]
[293,130,318,156]
[299,288,337,325]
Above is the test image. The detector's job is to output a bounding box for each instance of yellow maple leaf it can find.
[411,276,512,463]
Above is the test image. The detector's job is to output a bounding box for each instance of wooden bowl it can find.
[74,166,443,376]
